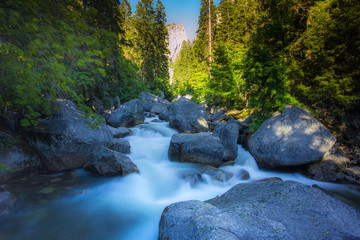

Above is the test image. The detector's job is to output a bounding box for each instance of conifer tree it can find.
[154,0,169,80]
[193,0,216,64]
[120,0,133,46]
[134,0,156,83]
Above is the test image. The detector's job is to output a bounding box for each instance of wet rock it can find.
[107,126,132,138]
[0,191,16,217]
[227,119,251,146]
[26,100,113,172]
[255,177,283,182]
[194,164,233,182]
[306,153,350,183]
[248,106,336,168]
[159,108,170,121]
[106,138,131,154]
[213,123,239,161]
[37,187,54,195]
[0,143,41,183]
[168,133,224,167]
[159,181,360,240]
[220,161,235,167]
[180,171,203,187]
[108,99,144,127]
[84,146,139,177]
[144,112,156,118]
[168,100,209,133]
[343,167,360,185]
[236,169,250,180]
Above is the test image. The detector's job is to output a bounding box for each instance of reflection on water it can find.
[1,117,359,240]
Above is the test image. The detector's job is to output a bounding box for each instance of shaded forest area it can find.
[0,0,171,128]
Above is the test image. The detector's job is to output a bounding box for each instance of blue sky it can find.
[129,0,221,41]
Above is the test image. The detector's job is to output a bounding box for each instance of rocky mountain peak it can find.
[166,23,189,62]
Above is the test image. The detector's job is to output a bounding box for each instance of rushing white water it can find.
[1,117,359,240]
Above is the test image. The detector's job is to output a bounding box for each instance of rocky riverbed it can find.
[1,92,360,239]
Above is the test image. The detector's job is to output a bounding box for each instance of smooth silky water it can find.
[1,117,359,240]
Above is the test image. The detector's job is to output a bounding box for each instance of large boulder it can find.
[168,100,209,133]
[84,146,139,177]
[140,91,163,111]
[0,191,16,217]
[26,100,113,172]
[168,133,224,167]
[306,152,360,185]
[150,102,168,115]
[108,99,144,127]
[0,132,42,182]
[213,123,239,161]
[159,181,360,240]
[248,106,336,168]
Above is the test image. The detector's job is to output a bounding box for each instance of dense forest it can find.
[172,0,360,133]
[0,0,171,127]
[1,0,359,137]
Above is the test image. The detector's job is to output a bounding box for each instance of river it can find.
[1,117,359,239]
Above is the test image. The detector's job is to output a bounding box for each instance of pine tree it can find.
[134,0,156,83]
[193,0,216,64]
[120,0,133,46]
[84,0,123,35]
[154,0,169,80]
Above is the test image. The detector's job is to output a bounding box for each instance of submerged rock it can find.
[168,100,209,133]
[0,142,41,182]
[26,100,113,172]
[168,133,224,167]
[159,181,360,240]
[236,169,250,180]
[84,146,139,177]
[194,164,233,182]
[248,106,336,168]
[108,99,144,127]
[0,191,16,217]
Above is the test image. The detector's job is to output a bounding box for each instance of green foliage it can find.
[0,0,156,127]
[289,0,360,117]
[134,0,170,88]
[243,45,298,113]
[0,163,10,172]
[207,43,246,108]
[193,0,217,64]
[172,0,358,131]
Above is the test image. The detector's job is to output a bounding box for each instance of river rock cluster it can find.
[1,91,360,238]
